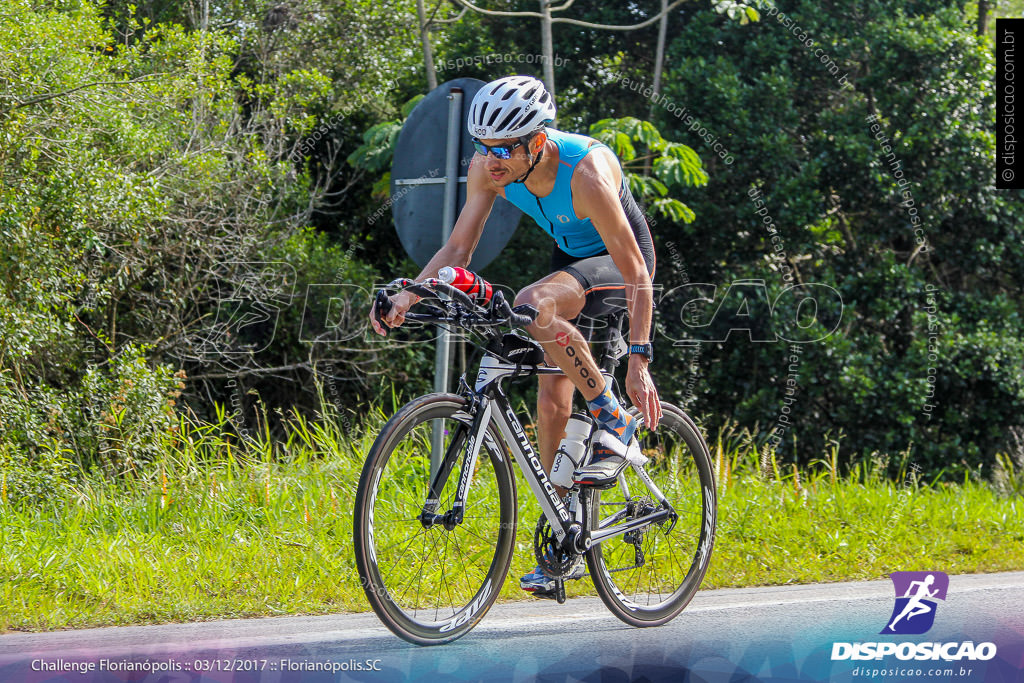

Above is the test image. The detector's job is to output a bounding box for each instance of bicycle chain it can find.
[535,497,665,578]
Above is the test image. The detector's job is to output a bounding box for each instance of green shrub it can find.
[0,441,76,505]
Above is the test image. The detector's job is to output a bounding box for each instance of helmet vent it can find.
[519,109,540,130]
[467,76,556,139]
[497,107,522,132]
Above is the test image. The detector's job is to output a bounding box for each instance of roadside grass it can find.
[2,409,1022,632]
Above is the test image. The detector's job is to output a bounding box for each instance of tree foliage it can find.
[647,0,1024,474]
[1,0,1021,485]
[0,0,421,484]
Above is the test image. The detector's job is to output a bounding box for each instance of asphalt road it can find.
[2,571,1022,682]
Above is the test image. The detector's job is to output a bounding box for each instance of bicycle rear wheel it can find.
[353,393,516,645]
[586,401,716,626]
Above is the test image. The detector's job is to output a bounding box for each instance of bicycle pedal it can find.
[527,586,558,600]
[573,470,621,489]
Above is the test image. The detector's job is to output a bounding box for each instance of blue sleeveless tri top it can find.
[503,129,614,258]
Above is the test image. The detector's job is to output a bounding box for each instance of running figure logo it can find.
[881,571,949,635]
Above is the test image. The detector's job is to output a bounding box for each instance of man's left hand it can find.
[625,355,662,431]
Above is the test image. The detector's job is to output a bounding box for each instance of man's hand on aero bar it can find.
[370,290,419,336]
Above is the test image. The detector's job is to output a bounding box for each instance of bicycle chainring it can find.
[533,515,576,578]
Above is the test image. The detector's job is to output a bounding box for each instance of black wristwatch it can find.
[629,343,653,363]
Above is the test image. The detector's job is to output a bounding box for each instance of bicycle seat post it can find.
[596,311,628,375]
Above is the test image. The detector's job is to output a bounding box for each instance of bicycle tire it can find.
[353,393,517,645]
[585,401,717,627]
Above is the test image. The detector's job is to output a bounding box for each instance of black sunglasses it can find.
[472,137,529,160]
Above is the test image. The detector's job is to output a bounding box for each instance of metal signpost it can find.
[430,87,462,467]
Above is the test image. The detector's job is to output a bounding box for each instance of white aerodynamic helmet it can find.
[467,75,556,140]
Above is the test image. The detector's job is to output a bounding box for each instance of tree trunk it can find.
[651,0,668,111]
[417,0,438,90]
[647,0,669,174]
[540,0,556,100]
[977,0,991,37]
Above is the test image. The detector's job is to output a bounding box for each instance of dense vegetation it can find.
[3,408,1022,630]
[1,0,1022,506]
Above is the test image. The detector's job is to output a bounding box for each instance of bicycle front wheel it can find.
[353,393,517,645]
[586,401,717,626]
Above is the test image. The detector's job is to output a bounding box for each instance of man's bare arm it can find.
[573,148,662,428]
[411,156,497,284]
[573,150,653,345]
[371,157,496,333]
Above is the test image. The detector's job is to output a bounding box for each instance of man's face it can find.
[477,135,539,187]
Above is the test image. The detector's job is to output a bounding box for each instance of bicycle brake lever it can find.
[373,289,393,329]
[490,290,537,327]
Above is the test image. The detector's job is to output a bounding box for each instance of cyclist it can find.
[369,75,662,596]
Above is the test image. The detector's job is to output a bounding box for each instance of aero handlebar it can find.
[373,277,538,332]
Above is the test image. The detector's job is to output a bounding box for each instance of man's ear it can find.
[531,131,547,153]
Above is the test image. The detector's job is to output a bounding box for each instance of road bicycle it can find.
[353,275,717,645]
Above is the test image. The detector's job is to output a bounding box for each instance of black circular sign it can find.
[390,78,521,270]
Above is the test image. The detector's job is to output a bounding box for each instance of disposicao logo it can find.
[831,571,997,663]
[881,571,948,635]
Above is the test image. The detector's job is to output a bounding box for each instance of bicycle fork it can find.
[418,397,492,530]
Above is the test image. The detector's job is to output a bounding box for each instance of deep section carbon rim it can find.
[354,394,516,644]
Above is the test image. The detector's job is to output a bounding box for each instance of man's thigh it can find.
[558,254,655,342]
[516,269,587,323]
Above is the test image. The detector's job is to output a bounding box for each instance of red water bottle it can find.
[437,266,493,303]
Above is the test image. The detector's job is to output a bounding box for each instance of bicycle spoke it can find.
[402,522,443,615]
[453,520,498,546]
[375,525,431,557]
[440,531,460,618]
[448,530,479,604]
[378,531,431,593]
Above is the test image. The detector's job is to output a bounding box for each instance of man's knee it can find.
[515,287,558,330]
[514,287,554,314]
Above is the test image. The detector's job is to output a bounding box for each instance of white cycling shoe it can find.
[573,429,647,488]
